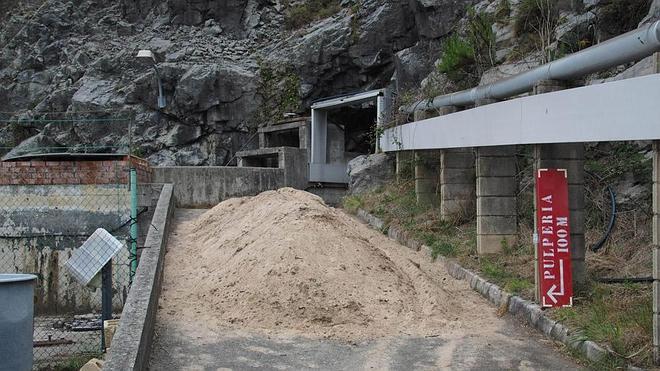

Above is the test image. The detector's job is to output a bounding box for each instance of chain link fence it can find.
[0,179,135,368]
[0,112,138,369]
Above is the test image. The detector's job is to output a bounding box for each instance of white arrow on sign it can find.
[546,259,565,304]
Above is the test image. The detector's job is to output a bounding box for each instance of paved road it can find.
[149,320,579,370]
[148,209,579,371]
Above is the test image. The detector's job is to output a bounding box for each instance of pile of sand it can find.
[159,188,491,341]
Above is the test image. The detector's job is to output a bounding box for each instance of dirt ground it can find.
[150,189,580,370]
[158,188,504,341]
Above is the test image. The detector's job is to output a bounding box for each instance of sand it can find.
[158,188,497,341]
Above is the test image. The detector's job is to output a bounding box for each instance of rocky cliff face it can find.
[0,0,656,165]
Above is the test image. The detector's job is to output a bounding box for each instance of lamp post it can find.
[136,49,166,109]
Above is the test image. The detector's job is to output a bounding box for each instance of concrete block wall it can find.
[411,106,477,213]
[441,148,475,221]
[413,109,441,207]
[476,146,518,254]
[153,166,286,208]
[414,150,441,207]
[396,151,414,181]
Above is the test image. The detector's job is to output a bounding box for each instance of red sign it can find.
[536,169,573,308]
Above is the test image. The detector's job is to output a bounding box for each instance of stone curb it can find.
[354,208,620,368]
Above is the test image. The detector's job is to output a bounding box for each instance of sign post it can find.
[536,169,573,308]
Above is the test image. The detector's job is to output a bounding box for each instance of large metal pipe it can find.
[406,20,660,113]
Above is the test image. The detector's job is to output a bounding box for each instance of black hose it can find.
[591,184,617,252]
[585,170,617,253]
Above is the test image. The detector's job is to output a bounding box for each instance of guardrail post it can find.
[653,140,660,364]
[475,99,518,254]
[533,80,586,290]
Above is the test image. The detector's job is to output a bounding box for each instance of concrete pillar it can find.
[413,108,441,207]
[475,99,518,254]
[476,145,518,254]
[425,106,477,221]
[396,151,414,181]
[415,150,441,207]
[533,80,587,290]
[441,148,476,221]
[653,141,660,364]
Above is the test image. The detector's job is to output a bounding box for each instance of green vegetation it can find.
[284,0,341,30]
[350,0,362,43]
[256,60,301,124]
[437,8,495,88]
[512,0,559,62]
[585,143,652,183]
[342,195,362,214]
[514,0,559,36]
[465,8,496,72]
[437,35,475,82]
[494,0,511,21]
[343,173,654,368]
[553,283,652,367]
[41,353,102,371]
[557,24,595,57]
[343,180,534,297]
[597,0,652,38]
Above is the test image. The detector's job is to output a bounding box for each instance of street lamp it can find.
[136,49,166,109]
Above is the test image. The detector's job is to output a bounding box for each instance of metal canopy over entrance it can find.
[309,89,390,183]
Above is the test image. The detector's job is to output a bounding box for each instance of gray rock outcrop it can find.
[347,153,395,195]
[1,0,656,165]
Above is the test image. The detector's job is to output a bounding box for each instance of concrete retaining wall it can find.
[104,184,175,371]
[153,166,286,208]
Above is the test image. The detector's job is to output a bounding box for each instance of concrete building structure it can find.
[310,89,390,184]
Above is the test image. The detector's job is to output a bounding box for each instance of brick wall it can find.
[0,156,152,185]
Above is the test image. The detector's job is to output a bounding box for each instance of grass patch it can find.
[597,0,652,39]
[256,60,301,124]
[344,178,653,368]
[284,0,342,30]
[513,0,559,36]
[39,353,102,371]
[437,7,495,88]
[551,283,652,368]
[342,195,362,214]
[437,34,475,81]
[478,256,535,296]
